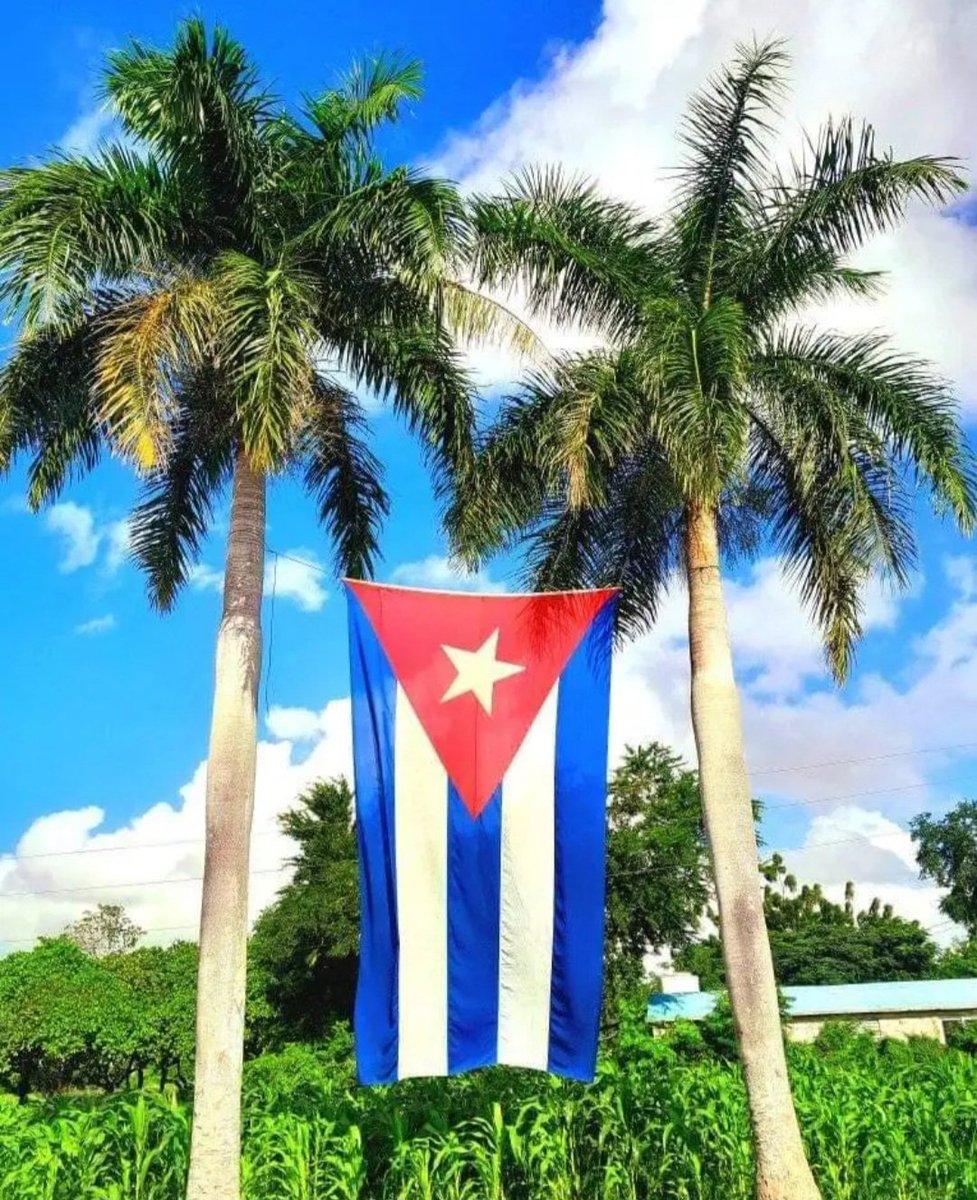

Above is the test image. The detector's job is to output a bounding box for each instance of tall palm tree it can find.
[451,40,975,1200]
[0,21,531,1200]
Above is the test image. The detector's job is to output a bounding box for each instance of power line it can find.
[0,774,966,867]
[752,741,977,777]
[0,824,932,901]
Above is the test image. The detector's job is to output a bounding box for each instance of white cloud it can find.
[188,563,224,594]
[45,502,100,572]
[59,104,116,156]
[104,519,132,573]
[41,504,133,576]
[390,554,507,593]
[0,699,353,950]
[266,705,326,742]
[75,614,116,636]
[780,805,961,945]
[266,550,328,612]
[433,0,977,406]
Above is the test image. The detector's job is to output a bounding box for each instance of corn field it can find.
[2,1040,976,1200]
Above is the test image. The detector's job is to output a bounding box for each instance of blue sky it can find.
[3,0,977,948]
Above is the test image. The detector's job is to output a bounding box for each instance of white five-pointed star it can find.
[440,629,525,714]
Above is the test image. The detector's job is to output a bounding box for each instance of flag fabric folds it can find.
[346,580,617,1084]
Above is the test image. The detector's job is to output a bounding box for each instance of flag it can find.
[346,580,617,1084]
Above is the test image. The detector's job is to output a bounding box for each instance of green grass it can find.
[2,1036,977,1199]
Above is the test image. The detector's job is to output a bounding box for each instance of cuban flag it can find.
[346,580,617,1084]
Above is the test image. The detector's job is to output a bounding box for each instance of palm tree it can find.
[0,21,531,1200]
[451,40,975,1200]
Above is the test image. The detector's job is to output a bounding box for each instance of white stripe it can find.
[394,684,448,1078]
[497,685,558,1068]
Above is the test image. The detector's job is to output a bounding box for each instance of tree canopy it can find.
[676,867,939,988]
[249,779,360,1044]
[63,903,145,958]
[450,39,975,680]
[0,18,532,602]
[912,800,977,936]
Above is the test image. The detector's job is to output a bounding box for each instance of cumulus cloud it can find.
[780,805,961,944]
[433,0,977,406]
[266,550,329,612]
[45,502,101,572]
[390,554,507,593]
[0,699,353,951]
[41,504,133,575]
[75,614,116,636]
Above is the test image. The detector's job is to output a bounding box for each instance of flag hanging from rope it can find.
[345,580,617,1084]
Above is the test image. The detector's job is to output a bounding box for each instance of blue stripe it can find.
[548,599,616,1079]
[347,591,400,1085]
[447,783,502,1073]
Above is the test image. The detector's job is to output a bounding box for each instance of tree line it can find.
[4,744,975,1100]
[2,18,974,1200]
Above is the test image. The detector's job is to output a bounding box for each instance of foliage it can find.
[105,943,198,1088]
[0,939,145,1098]
[676,865,939,987]
[604,743,711,1013]
[4,1031,977,1198]
[945,1020,977,1055]
[0,937,202,1098]
[63,904,145,958]
[450,39,975,682]
[912,800,977,936]
[0,18,522,602]
[935,937,977,979]
[249,780,360,1042]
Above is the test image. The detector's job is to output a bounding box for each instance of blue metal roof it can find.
[648,978,977,1022]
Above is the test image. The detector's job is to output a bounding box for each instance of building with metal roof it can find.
[648,977,977,1043]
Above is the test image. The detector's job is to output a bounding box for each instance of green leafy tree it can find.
[452,40,974,1200]
[677,874,939,987]
[63,903,145,957]
[935,938,977,979]
[0,939,145,1098]
[912,800,977,935]
[250,779,360,1044]
[106,941,198,1088]
[0,21,527,1196]
[604,744,710,1016]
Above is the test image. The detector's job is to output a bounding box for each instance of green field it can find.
[3,1028,977,1200]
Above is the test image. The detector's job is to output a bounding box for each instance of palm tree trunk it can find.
[685,501,820,1200]
[186,449,265,1200]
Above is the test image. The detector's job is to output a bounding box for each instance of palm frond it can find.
[305,55,422,147]
[95,274,218,468]
[770,117,965,257]
[0,319,103,505]
[469,166,669,338]
[522,446,683,642]
[104,18,271,241]
[755,327,977,533]
[676,38,788,301]
[437,279,547,363]
[127,367,234,610]
[330,285,477,484]
[0,150,181,331]
[216,251,318,470]
[301,377,389,578]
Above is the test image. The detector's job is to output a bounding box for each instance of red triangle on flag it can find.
[347,581,616,817]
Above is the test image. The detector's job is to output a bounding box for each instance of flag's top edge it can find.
[342,578,620,600]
